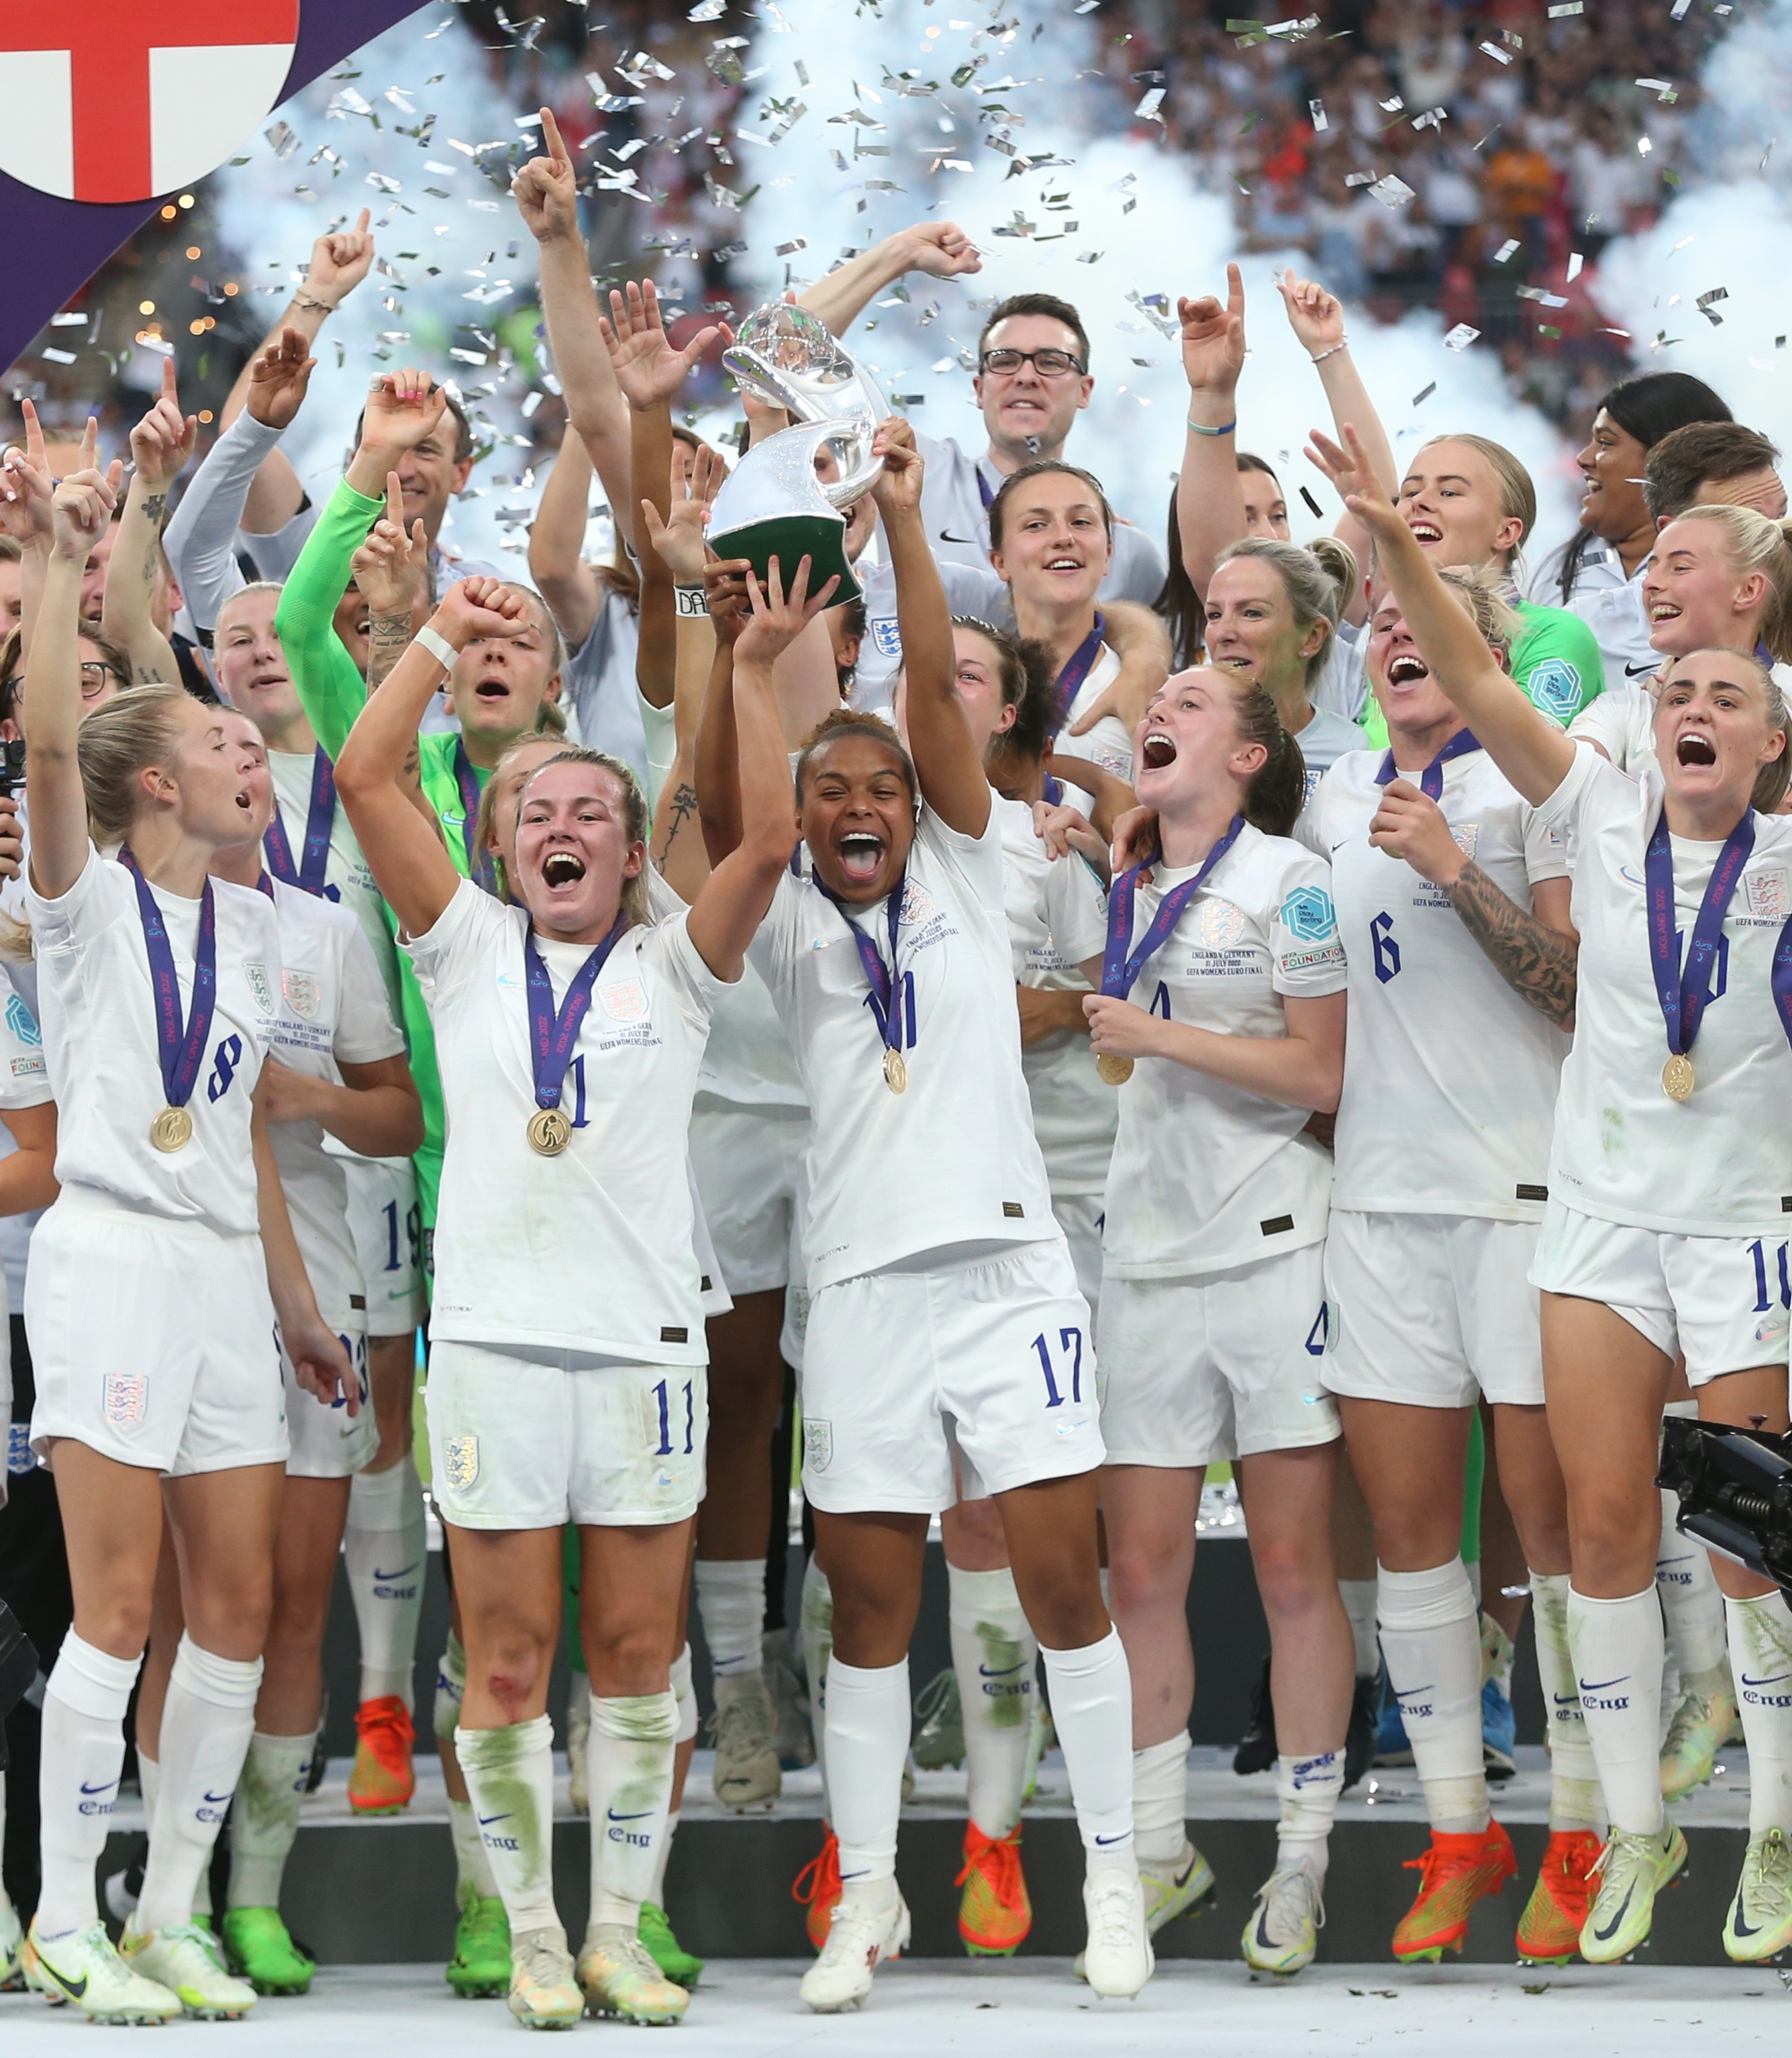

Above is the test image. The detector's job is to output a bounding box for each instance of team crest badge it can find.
[444,1436,480,1490]
[103,1372,147,1427]
[282,970,321,1020]
[600,977,648,1024]
[803,1417,833,1473]
[1199,899,1246,948]
[244,962,275,1014]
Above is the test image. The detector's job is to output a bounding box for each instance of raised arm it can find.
[1308,425,1576,805]
[222,213,373,536]
[26,431,119,898]
[515,109,635,545]
[350,476,434,724]
[875,421,984,834]
[528,428,603,654]
[101,357,194,683]
[1175,264,1250,604]
[642,447,724,899]
[1,400,57,657]
[335,579,528,936]
[797,221,981,338]
[685,564,819,981]
[1276,271,1396,624]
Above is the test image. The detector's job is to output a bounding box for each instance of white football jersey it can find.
[751,803,1058,1291]
[1569,679,1656,778]
[266,748,397,1010]
[1538,742,1792,1235]
[1301,746,1569,1220]
[27,849,280,1234]
[996,796,1114,1195]
[1101,824,1346,1279]
[0,962,50,1320]
[407,879,724,1361]
[1051,643,1134,787]
[262,879,406,1322]
[852,548,1012,719]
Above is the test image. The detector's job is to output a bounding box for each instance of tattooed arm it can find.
[1371,773,1579,1031]
[101,361,196,684]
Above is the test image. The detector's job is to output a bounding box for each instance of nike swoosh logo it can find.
[1175,1852,1202,1890]
[606,1809,654,1822]
[1255,1907,1279,1951]
[1733,1904,1763,1938]
[372,1563,420,1581]
[978,1661,1026,1677]
[201,1790,232,1805]
[1095,1832,1130,1847]
[477,1812,511,1826]
[1625,660,1658,677]
[1592,1879,1636,1942]
[40,1959,88,2000]
[79,1779,119,1795]
[938,529,979,545]
[1579,1677,1629,1694]
[1552,1693,1581,1706]
[1741,1673,1792,1687]
[1393,1684,1436,1701]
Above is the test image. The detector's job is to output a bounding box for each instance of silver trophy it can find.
[708,303,889,608]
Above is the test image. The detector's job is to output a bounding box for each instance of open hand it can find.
[1305,422,1402,540]
[734,555,840,670]
[359,368,449,461]
[601,280,731,412]
[641,442,726,585]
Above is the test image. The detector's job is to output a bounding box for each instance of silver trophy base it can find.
[707,511,862,609]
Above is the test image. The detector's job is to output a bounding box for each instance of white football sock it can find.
[1377,1559,1488,1834]
[345,1457,426,1710]
[1531,1573,1601,1832]
[456,1714,561,1939]
[647,1811,679,1908]
[36,1632,140,1939]
[226,1730,315,1910]
[587,1692,677,1929]
[1131,1732,1189,1868]
[448,1797,500,1903]
[1340,1578,1381,1679]
[948,1564,1036,1841]
[1276,1750,1343,1879]
[825,1658,909,1885]
[799,1559,833,1807]
[1656,1489,1728,1679]
[1042,1629,1136,1857]
[434,1632,464,1745]
[1569,1585,1664,1836]
[1728,1590,1792,1835]
[134,1637,261,1936]
[693,1560,764,1689]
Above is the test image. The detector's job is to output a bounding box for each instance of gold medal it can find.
[1662,1053,1695,1102]
[150,1106,193,1153]
[527,1107,574,1156]
[883,1047,907,1095]
[1097,1053,1134,1087]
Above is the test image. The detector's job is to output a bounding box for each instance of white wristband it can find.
[675,585,708,618]
[414,624,458,671]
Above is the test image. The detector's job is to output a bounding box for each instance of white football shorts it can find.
[27,1187,286,1476]
[799,1237,1101,1516]
[1052,1191,1105,1321]
[427,1340,707,1530]
[283,1313,374,1479]
[1530,1198,1792,1382]
[1097,1242,1338,1467]
[342,1155,425,1336]
[689,1097,806,1299]
[1323,1210,1545,1409]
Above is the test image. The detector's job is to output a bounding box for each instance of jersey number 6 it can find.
[1369,912,1401,985]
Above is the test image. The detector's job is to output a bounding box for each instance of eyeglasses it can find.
[79,661,124,693]
[979,347,1087,379]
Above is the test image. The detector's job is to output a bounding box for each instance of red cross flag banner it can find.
[0,0,301,204]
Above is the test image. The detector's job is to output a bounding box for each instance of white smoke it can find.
[736,0,1580,556]
[205,7,547,569]
[1591,0,1792,453]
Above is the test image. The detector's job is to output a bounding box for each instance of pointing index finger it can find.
[540,105,568,167]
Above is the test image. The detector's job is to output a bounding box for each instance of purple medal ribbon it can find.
[452,740,495,890]
[1374,727,1482,801]
[120,847,218,1115]
[818,871,913,1059]
[1049,616,1106,742]
[1101,816,1245,1000]
[1645,805,1755,1066]
[522,915,628,1114]
[262,746,338,898]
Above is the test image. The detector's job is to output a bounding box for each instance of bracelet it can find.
[414,624,458,671]
[291,292,335,315]
[675,584,708,618]
[1185,417,1237,438]
[1309,339,1348,364]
